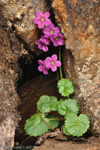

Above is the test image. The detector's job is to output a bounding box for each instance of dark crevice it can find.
[15,6,65,148]
[17,45,63,88]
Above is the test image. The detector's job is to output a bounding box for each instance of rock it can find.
[0,0,51,55]
[0,7,21,150]
[52,0,100,134]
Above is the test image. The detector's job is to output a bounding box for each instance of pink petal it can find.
[38,44,43,50]
[44,59,48,65]
[45,57,51,62]
[43,27,50,35]
[51,65,57,72]
[38,65,43,72]
[54,27,60,33]
[39,38,44,43]
[44,38,50,45]
[55,61,61,67]
[43,69,48,75]
[49,23,54,28]
[36,12,43,17]
[44,12,50,18]
[38,22,44,29]
[44,34,50,38]
[43,46,48,52]
[58,39,64,45]
[33,18,40,24]
[53,42,59,47]
[38,60,43,65]
[51,36,59,45]
[59,33,63,38]
[42,37,50,45]
[51,54,57,61]
[51,39,59,46]
[45,19,51,25]
[50,37,55,42]
[45,63,51,69]
[35,40,39,44]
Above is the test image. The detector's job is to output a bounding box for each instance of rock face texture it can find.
[0,0,51,55]
[52,0,100,134]
[0,9,21,150]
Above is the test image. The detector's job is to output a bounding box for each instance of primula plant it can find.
[24,11,90,138]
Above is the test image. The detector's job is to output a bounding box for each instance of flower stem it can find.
[37,110,54,132]
[59,46,63,79]
[56,68,59,81]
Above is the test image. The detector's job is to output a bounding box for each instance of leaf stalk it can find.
[37,110,55,132]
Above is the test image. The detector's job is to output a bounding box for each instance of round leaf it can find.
[57,101,66,115]
[24,113,49,137]
[64,114,90,137]
[58,99,79,115]
[57,79,75,97]
[63,125,71,136]
[37,95,57,113]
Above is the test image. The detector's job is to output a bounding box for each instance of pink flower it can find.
[33,12,51,29]
[45,54,61,72]
[35,38,49,52]
[43,24,60,38]
[38,60,49,74]
[51,33,64,47]
[41,35,51,44]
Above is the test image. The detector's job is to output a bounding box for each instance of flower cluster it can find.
[33,11,64,74]
[38,54,61,74]
[33,11,64,52]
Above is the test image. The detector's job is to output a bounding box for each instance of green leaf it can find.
[37,95,58,113]
[57,79,75,97]
[24,113,59,137]
[63,125,71,136]
[51,101,58,111]
[24,113,49,137]
[64,114,90,137]
[57,99,79,116]
[46,114,59,129]
[57,101,65,115]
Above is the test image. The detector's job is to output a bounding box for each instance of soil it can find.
[34,137,100,150]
